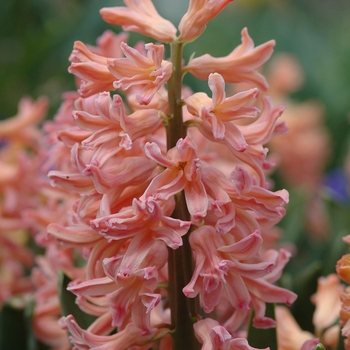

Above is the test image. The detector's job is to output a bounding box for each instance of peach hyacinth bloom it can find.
[108,42,173,105]
[0,97,47,306]
[267,53,330,190]
[0,96,47,141]
[59,315,163,350]
[178,0,234,42]
[194,318,268,350]
[275,306,319,350]
[267,53,331,239]
[311,274,342,349]
[100,0,177,43]
[69,40,117,97]
[340,287,350,350]
[337,254,350,285]
[276,274,343,350]
[31,246,80,350]
[185,76,286,186]
[184,28,275,91]
[68,31,128,97]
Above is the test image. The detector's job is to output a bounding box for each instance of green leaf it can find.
[315,343,326,350]
[247,303,277,350]
[0,300,28,349]
[24,299,39,350]
[0,296,51,350]
[58,270,96,329]
[289,261,322,333]
[279,188,309,245]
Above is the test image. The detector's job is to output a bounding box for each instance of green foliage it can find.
[0,301,29,349]
[0,298,49,350]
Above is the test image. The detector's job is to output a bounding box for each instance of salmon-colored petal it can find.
[100,0,176,43]
[185,28,275,91]
[179,0,234,42]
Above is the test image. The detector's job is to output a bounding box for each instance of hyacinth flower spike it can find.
[39,0,299,349]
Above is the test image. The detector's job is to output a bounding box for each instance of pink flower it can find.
[91,30,129,58]
[71,92,162,166]
[91,197,190,249]
[69,40,117,97]
[227,165,288,218]
[0,96,48,305]
[76,153,157,196]
[59,315,161,350]
[311,274,343,336]
[185,72,260,150]
[184,28,275,91]
[219,248,296,330]
[108,42,172,105]
[32,245,82,350]
[141,137,209,220]
[194,318,268,350]
[194,318,231,350]
[0,96,47,139]
[47,220,102,248]
[179,0,234,42]
[104,240,167,332]
[186,76,286,185]
[0,234,33,305]
[183,225,274,313]
[48,168,95,195]
[268,99,330,190]
[67,239,168,338]
[276,306,317,350]
[100,0,177,43]
[201,165,288,224]
[242,250,297,328]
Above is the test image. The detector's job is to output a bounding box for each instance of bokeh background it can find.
[1,0,350,336]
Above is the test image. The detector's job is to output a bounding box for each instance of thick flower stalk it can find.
[42,1,298,349]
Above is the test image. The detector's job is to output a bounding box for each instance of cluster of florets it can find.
[8,1,304,349]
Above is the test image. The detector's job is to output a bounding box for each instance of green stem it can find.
[166,39,200,350]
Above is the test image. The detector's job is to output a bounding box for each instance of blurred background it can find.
[1,0,350,335]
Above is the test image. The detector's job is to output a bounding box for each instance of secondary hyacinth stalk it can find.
[46,1,299,349]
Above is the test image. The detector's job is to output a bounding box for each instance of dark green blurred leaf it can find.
[280,188,309,244]
[24,299,39,350]
[247,303,277,350]
[58,271,96,329]
[315,343,326,350]
[0,297,50,350]
[0,301,28,349]
[290,261,322,333]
